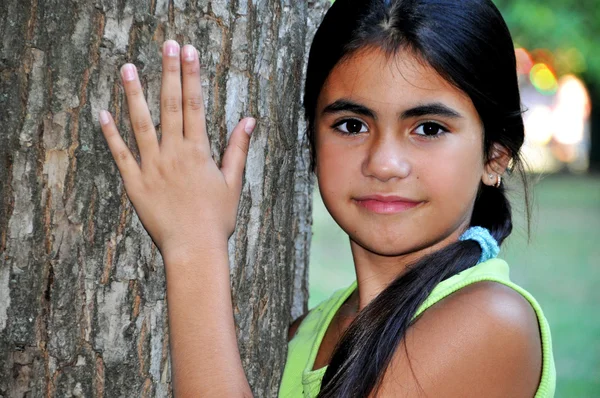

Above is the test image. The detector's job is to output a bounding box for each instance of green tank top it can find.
[279,258,556,397]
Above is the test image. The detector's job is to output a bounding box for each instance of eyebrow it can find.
[321,99,463,120]
[322,99,377,119]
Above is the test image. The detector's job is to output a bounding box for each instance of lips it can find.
[353,195,423,214]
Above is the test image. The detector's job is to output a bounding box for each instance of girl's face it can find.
[315,47,493,259]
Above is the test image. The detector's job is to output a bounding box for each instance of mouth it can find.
[352,195,424,215]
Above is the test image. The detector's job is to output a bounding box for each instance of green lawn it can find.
[308,174,600,397]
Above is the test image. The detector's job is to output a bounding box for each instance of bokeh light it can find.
[553,75,590,146]
[530,63,559,94]
[516,47,534,75]
[524,105,554,146]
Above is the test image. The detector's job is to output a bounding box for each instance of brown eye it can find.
[414,122,448,138]
[334,119,368,135]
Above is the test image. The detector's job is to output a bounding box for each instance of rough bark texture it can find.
[0,0,327,396]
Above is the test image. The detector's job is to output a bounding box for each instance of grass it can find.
[308,173,600,396]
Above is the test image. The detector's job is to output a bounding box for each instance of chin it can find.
[350,229,448,259]
[351,235,417,257]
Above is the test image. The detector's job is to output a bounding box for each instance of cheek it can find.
[315,136,358,189]
[420,138,484,212]
[315,138,363,225]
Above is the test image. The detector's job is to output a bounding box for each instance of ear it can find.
[481,143,511,187]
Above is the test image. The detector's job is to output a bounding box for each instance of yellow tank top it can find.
[279,258,556,397]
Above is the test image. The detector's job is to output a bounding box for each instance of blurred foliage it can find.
[494,0,600,80]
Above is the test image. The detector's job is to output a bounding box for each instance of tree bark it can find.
[0,0,327,396]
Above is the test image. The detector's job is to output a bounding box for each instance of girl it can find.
[99,0,556,396]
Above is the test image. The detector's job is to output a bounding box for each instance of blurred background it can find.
[310,1,600,396]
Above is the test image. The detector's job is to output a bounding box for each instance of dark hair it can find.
[303,0,530,396]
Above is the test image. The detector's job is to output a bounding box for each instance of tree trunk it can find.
[0,0,327,396]
[583,74,600,172]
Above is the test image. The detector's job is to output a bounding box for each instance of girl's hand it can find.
[99,40,256,259]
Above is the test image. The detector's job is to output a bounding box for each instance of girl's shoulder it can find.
[380,279,543,396]
[381,258,556,397]
[287,281,356,342]
[287,313,308,342]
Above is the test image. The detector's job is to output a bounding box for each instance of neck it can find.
[349,227,466,311]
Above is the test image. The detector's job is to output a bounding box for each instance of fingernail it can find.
[121,64,136,81]
[164,40,180,57]
[183,45,196,62]
[244,118,256,135]
[99,110,110,126]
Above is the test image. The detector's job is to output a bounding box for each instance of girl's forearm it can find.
[163,242,253,397]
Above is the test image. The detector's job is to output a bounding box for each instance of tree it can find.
[0,0,328,396]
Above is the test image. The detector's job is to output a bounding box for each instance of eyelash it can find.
[413,121,450,139]
[332,119,369,135]
[331,118,450,139]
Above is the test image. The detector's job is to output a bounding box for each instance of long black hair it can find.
[303,0,530,396]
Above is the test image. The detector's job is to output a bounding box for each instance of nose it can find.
[362,134,411,182]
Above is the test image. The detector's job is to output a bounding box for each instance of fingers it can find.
[221,118,256,191]
[160,40,183,147]
[121,63,159,161]
[181,44,209,147]
[99,110,141,183]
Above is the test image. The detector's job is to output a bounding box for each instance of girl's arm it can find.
[375,281,542,397]
[98,40,255,396]
[164,244,253,397]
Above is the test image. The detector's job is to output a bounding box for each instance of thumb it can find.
[221,117,256,190]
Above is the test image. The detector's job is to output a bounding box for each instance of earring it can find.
[495,175,502,188]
